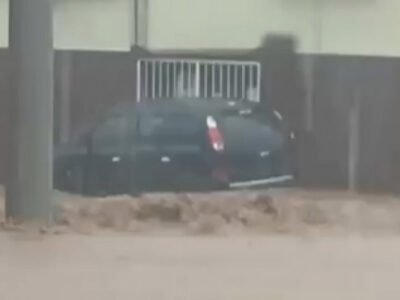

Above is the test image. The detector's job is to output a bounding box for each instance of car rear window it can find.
[139,113,202,144]
[220,115,283,154]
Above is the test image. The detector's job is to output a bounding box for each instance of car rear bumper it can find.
[229,174,294,189]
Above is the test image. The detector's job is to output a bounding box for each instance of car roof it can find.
[136,98,258,116]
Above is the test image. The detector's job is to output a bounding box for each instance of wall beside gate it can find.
[0,49,137,183]
[311,55,400,192]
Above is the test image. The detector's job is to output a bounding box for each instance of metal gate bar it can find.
[136,58,261,103]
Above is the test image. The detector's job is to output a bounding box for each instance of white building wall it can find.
[148,0,400,57]
[53,0,131,51]
[320,0,400,56]
[147,0,317,53]
[0,0,132,51]
[1,0,400,56]
[0,0,8,48]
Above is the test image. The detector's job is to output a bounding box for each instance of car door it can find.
[155,113,206,181]
[87,112,136,195]
[135,109,205,190]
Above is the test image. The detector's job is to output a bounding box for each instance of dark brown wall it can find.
[1,50,137,183]
[1,48,400,193]
[55,50,137,139]
[311,55,400,192]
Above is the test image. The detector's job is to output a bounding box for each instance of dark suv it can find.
[54,99,294,195]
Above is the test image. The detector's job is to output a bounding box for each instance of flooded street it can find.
[1,0,399,299]
[1,234,400,300]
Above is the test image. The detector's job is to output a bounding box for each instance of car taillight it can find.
[206,116,224,152]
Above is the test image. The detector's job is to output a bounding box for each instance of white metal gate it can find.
[136,58,261,103]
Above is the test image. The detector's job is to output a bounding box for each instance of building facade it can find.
[1,0,400,191]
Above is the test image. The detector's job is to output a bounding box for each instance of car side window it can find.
[91,115,131,154]
[138,114,164,139]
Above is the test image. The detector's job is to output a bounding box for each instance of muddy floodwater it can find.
[1,234,400,300]
[2,188,400,299]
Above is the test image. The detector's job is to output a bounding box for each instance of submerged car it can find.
[54,99,295,195]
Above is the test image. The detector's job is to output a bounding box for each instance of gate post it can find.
[195,62,201,98]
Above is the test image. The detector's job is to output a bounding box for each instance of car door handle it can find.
[112,156,121,162]
[161,156,171,163]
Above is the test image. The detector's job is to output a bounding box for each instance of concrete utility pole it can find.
[7,0,54,223]
[59,51,71,144]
